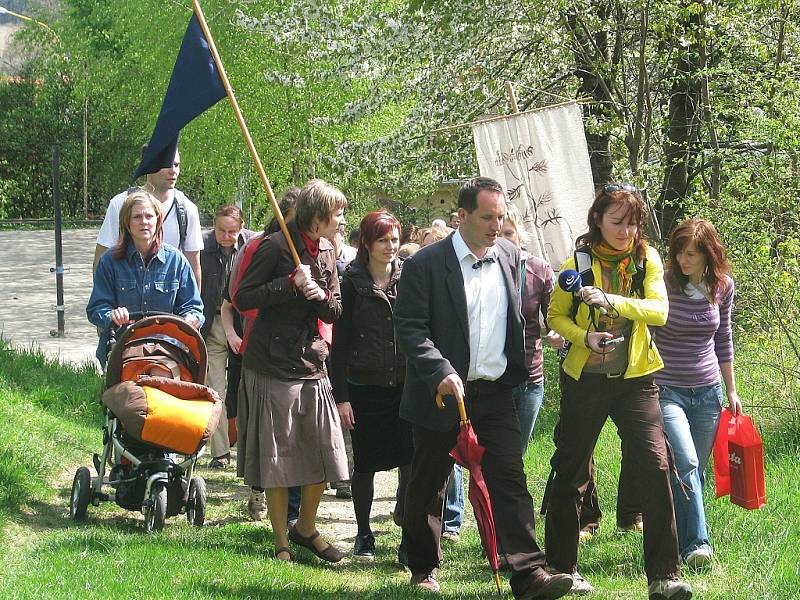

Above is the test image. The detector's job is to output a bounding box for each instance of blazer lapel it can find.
[443,237,470,346]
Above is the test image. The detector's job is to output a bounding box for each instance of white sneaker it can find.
[648,578,692,600]
[247,490,267,521]
[546,567,594,595]
[684,547,712,568]
[569,572,594,595]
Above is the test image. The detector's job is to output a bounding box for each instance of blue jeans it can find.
[442,464,464,534]
[288,486,301,523]
[659,382,723,558]
[512,381,544,456]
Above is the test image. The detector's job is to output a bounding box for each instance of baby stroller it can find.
[70,314,222,532]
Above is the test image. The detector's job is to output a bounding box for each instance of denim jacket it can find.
[87,241,204,332]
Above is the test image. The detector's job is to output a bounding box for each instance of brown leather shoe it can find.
[288,525,344,563]
[517,568,573,600]
[410,569,440,593]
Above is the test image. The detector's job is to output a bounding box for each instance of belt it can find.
[582,371,625,379]
[465,378,508,391]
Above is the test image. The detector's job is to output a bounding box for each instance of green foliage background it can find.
[2,0,800,379]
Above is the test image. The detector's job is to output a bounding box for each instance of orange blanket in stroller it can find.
[102,376,222,455]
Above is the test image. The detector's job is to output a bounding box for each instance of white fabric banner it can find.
[472,102,594,269]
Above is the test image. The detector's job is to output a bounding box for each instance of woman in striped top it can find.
[654,217,742,569]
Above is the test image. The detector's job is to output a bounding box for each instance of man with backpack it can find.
[93,147,203,287]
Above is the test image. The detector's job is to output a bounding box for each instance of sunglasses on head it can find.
[603,183,638,194]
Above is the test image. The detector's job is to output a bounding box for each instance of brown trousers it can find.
[545,371,680,582]
[403,380,546,596]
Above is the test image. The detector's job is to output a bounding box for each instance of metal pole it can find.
[83,96,88,219]
[51,146,66,338]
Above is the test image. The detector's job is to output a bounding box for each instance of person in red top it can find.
[234,179,349,564]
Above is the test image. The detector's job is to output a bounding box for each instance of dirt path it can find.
[196,453,403,552]
[52,452,403,554]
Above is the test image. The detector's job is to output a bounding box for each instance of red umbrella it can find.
[437,393,502,594]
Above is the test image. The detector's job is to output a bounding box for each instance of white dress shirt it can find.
[451,230,508,381]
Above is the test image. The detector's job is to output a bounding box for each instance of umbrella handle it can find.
[456,396,468,424]
[435,393,469,425]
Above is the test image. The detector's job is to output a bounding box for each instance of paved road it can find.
[0,229,100,367]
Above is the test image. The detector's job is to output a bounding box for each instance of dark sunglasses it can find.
[603,183,638,194]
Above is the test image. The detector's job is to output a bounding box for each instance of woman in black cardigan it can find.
[331,210,413,562]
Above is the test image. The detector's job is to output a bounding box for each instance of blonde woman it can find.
[87,190,203,365]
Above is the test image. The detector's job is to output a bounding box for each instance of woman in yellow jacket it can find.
[544,184,692,600]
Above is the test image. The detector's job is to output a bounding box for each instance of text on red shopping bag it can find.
[713,408,766,510]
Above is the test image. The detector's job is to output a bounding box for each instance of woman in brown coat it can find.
[234,179,349,563]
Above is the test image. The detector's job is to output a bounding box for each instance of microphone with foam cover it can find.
[558,269,607,315]
[558,269,582,293]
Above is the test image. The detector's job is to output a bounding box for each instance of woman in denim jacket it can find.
[86,189,203,364]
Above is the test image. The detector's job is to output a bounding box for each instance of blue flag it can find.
[133,14,226,180]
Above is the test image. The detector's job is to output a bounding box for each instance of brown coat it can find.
[234,221,341,379]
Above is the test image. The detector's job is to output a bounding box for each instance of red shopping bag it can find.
[712,408,766,509]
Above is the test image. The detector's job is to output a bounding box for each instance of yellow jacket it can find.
[549,245,668,381]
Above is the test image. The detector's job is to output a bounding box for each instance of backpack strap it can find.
[569,248,594,320]
[631,257,647,298]
[175,196,188,251]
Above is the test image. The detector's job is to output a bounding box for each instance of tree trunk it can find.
[657,9,704,237]
[565,2,615,187]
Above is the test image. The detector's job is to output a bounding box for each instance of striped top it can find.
[653,276,734,387]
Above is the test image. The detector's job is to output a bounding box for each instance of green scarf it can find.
[591,240,637,294]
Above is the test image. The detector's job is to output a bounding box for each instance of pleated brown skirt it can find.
[236,368,348,489]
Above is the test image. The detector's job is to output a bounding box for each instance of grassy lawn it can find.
[0,339,798,599]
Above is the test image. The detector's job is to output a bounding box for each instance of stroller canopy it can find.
[105,315,208,388]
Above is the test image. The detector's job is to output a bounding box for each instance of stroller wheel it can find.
[186,476,207,527]
[144,481,167,533]
[70,467,92,521]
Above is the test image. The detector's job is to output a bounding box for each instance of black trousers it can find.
[403,380,546,595]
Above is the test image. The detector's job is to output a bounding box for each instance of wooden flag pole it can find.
[505,81,520,114]
[191,0,301,267]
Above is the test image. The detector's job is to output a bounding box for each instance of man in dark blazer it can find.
[395,177,573,599]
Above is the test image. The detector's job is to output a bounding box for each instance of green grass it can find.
[0,339,798,599]
[0,340,101,540]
